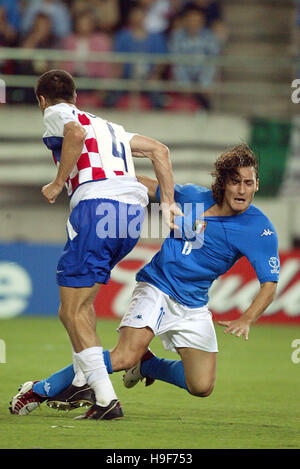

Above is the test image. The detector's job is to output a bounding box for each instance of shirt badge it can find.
[193,219,207,234]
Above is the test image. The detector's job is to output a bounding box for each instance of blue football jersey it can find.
[136,184,280,308]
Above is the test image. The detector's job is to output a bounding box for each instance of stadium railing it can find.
[0,47,294,99]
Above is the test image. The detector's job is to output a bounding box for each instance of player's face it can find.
[222,166,258,215]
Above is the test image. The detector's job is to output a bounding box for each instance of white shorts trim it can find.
[119,282,218,353]
[70,176,149,210]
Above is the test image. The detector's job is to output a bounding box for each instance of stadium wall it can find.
[0,241,299,324]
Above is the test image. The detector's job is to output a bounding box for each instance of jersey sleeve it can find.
[43,105,79,137]
[236,218,280,284]
[156,183,211,207]
[126,132,137,142]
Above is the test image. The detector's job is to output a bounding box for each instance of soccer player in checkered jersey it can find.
[18,70,180,420]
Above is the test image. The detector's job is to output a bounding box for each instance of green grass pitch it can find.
[0,317,299,449]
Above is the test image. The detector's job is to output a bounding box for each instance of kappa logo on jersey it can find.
[181,219,206,256]
[269,257,280,274]
[261,229,274,237]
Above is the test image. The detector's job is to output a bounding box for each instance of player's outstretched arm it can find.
[218,281,277,340]
[41,122,86,204]
[130,135,182,229]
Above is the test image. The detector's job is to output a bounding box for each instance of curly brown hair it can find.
[211,144,259,205]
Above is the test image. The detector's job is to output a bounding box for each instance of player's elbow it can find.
[151,142,170,162]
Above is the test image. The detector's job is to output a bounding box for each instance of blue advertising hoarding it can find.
[0,242,63,318]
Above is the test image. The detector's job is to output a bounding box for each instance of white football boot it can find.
[9,381,46,415]
[123,350,156,389]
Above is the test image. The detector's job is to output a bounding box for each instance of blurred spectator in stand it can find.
[107,4,168,109]
[138,0,181,34]
[182,0,228,43]
[21,13,56,51]
[0,5,18,74]
[60,10,113,107]
[60,12,112,78]
[0,0,21,35]
[291,0,300,65]
[169,6,221,110]
[22,0,71,40]
[70,0,120,33]
[17,13,56,102]
[0,6,18,46]
[183,0,221,26]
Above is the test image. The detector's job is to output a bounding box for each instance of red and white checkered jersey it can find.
[43,103,148,208]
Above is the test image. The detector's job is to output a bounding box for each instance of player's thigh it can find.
[110,326,154,371]
[177,347,217,396]
[59,283,101,313]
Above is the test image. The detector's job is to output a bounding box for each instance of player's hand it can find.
[217,317,252,341]
[161,202,184,230]
[41,180,64,204]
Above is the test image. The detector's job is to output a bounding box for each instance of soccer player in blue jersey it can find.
[10,144,279,416]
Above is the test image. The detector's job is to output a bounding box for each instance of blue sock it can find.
[32,350,113,398]
[33,365,75,398]
[141,356,188,391]
[103,349,113,374]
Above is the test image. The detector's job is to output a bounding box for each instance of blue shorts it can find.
[57,198,144,288]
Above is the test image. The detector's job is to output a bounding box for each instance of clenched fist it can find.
[41,180,64,204]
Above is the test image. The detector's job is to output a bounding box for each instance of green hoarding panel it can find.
[249,118,291,196]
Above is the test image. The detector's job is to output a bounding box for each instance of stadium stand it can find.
[0,0,299,248]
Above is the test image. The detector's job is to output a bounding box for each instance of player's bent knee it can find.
[187,381,215,398]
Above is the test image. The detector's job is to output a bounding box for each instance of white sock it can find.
[72,347,87,387]
[75,346,117,407]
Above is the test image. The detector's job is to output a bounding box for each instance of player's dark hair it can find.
[35,70,76,104]
[211,143,259,205]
